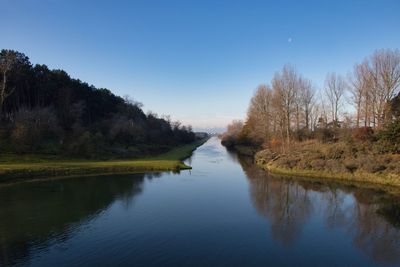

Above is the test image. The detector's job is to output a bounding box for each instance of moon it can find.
[288,37,292,43]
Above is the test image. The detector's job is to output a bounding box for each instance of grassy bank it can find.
[263,164,400,192]
[0,138,208,183]
[255,140,400,191]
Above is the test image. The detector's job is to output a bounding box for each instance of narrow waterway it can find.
[1,137,399,266]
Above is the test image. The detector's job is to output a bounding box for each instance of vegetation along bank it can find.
[222,48,400,189]
[0,138,208,183]
[0,49,209,182]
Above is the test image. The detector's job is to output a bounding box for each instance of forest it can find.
[222,48,400,185]
[0,49,195,158]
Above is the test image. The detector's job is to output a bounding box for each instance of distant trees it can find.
[0,49,195,157]
[298,77,314,130]
[0,50,31,112]
[370,49,400,127]
[349,61,371,127]
[272,65,298,146]
[245,85,273,144]
[222,64,317,150]
[221,120,244,147]
[222,48,400,153]
[324,72,346,125]
[348,49,400,128]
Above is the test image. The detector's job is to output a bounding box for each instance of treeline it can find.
[222,48,400,153]
[0,49,195,157]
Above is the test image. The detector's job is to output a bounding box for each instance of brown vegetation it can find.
[222,48,400,187]
[255,140,400,187]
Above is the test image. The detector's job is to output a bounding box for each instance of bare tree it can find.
[298,77,314,130]
[272,65,298,146]
[369,49,400,126]
[221,120,244,146]
[247,84,273,143]
[310,102,321,131]
[349,61,373,127]
[324,72,346,124]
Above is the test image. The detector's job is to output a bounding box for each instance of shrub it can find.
[376,121,400,153]
[323,143,346,159]
[357,155,387,173]
[293,128,312,142]
[315,128,335,143]
[344,160,358,173]
[66,131,107,158]
[269,137,282,151]
[352,127,374,142]
[11,107,62,152]
[310,159,326,170]
[325,159,348,173]
[372,140,393,154]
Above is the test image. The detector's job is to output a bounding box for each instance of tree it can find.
[349,61,373,127]
[246,84,273,143]
[391,92,400,120]
[221,120,244,147]
[0,50,30,113]
[222,49,400,155]
[0,49,195,156]
[369,49,400,127]
[273,65,298,146]
[324,72,346,124]
[298,77,314,130]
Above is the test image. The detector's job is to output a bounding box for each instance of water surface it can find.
[1,137,400,266]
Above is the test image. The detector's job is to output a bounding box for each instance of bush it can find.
[325,159,348,172]
[67,131,106,158]
[376,121,400,153]
[323,143,346,159]
[11,107,62,152]
[310,159,326,170]
[293,128,312,142]
[357,155,387,173]
[315,128,335,143]
[344,160,358,173]
[352,127,374,142]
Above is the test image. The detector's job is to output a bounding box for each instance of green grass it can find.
[0,138,209,183]
[152,138,207,160]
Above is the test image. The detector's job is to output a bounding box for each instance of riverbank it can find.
[254,140,400,190]
[225,145,258,156]
[0,138,208,183]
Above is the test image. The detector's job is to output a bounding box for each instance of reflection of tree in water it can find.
[0,173,147,266]
[237,155,400,264]
[225,147,240,163]
[239,156,312,247]
[350,190,400,264]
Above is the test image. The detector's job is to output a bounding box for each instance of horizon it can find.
[2,0,400,132]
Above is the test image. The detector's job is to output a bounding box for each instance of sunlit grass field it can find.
[0,138,208,183]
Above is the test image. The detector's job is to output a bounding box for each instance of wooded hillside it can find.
[0,49,195,158]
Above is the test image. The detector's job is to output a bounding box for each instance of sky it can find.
[2,0,400,132]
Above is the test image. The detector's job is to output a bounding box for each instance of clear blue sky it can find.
[2,0,399,131]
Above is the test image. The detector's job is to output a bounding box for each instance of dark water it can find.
[1,137,400,267]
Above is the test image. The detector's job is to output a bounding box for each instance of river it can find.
[1,137,399,266]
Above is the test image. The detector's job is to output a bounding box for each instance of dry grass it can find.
[256,140,400,189]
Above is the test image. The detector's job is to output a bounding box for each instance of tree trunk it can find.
[0,71,6,115]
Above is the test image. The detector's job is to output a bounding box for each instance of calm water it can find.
[1,137,400,267]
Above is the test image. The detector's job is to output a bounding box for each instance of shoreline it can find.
[221,141,400,194]
[257,161,400,194]
[0,138,208,184]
